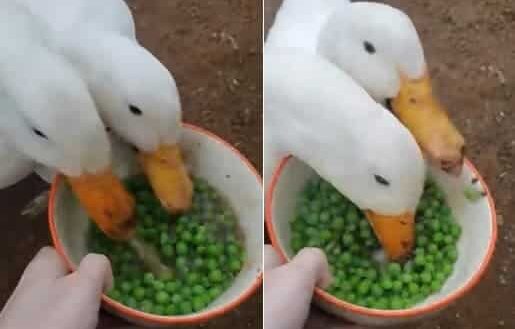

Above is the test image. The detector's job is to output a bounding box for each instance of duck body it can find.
[266,0,347,53]
[0,140,34,189]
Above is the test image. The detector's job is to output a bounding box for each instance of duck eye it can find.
[374,174,390,186]
[129,105,142,116]
[364,41,376,54]
[32,128,48,139]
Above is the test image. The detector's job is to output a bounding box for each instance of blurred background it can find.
[0,1,262,328]
[264,0,514,328]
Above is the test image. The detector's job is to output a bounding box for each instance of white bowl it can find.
[49,124,263,327]
[266,156,496,327]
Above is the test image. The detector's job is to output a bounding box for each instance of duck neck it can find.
[62,32,134,115]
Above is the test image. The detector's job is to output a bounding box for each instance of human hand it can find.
[0,246,113,329]
[264,245,361,329]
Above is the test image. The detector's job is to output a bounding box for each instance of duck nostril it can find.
[385,98,393,112]
[460,145,466,156]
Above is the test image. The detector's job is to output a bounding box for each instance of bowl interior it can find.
[268,157,495,311]
[51,126,263,314]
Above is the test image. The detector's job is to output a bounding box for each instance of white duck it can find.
[266,0,465,176]
[15,0,193,213]
[265,48,426,260]
[0,2,135,239]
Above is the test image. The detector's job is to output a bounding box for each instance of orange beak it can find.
[391,72,465,176]
[138,144,193,213]
[67,169,135,240]
[365,210,415,261]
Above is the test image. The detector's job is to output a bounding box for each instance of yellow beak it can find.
[67,169,135,240]
[391,72,465,176]
[138,144,193,213]
[365,210,415,261]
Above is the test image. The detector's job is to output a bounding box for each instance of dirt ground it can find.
[0,1,262,328]
[265,0,514,328]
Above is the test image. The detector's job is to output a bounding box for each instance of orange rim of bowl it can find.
[49,123,263,325]
[265,156,497,319]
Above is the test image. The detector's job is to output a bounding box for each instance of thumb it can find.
[66,254,113,302]
[286,248,332,289]
[264,248,332,329]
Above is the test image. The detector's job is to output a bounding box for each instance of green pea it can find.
[390,297,404,310]
[402,273,413,283]
[209,270,224,283]
[357,281,371,295]
[155,291,170,304]
[430,220,441,232]
[108,289,122,300]
[451,225,462,239]
[427,243,438,253]
[381,278,393,290]
[371,284,383,297]
[120,281,132,293]
[434,272,446,282]
[414,255,425,266]
[186,273,200,285]
[133,287,145,301]
[342,234,354,246]
[229,259,242,272]
[392,281,403,292]
[126,297,138,309]
[154,305,165,315]
[446,247,458,261]
[193,296,206,311]
[179,302,193,314]
[320,229,332,242]
[192,285,206,295]
[171,294,182,304]
[320,211,330,223]
[387,263,402,277]
[165,304,178,315]
[162,244,174,257]
[332,217,345,230]
[153,281,165,291]
[408,282,419,294]
[176,257,188,270]
[431,280,443,292]
[420,272,432,284]
[417,235,429,246]
[165,281,178,293]
[209,286,223,299]
[140,300,154,314]
[176,242,188,256]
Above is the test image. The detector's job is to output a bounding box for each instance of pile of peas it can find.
[89,176,246,315]
[290,177,462,310]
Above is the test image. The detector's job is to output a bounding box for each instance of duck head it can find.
[324,108,426,261]
[75,35,193,213]
[0,53,135,240]
[317,2,465,176]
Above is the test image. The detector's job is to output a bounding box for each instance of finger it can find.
[264,245,283,271]
[21,246,68,284]
[286,248,332,289]
[74,254,114,296]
